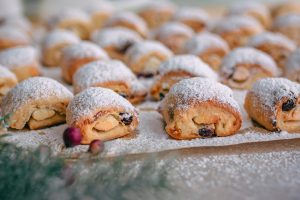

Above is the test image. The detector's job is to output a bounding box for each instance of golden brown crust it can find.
[271,2,300,18]
[0,39,29,51]
[56,19,91,40]
[90,12,112,30]
[198,47,228,71]
[158,34,191,54]
[11,63,40,81]
[138,8,174,29]
[42,42,71,67]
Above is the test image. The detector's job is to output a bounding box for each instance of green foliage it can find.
[0,142,173,200]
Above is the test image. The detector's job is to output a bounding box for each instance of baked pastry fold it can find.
[151,55,217,101]
[220,47,279,90]
[159,77,242,140]
[73,60,147,104]
[0,66,17,103]
[125,40,173,77]
[245,78,300,132]
[1,77,73,130]
[0,26,30,51]
[61,41,109,84]
[66,87,139,144]
[0,46,40,81]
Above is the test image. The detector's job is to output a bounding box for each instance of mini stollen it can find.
[66,87,139,144]
[159,77,242,140]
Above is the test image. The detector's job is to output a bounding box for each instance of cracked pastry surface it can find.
[125,40,173,77]
[42,29,80,67]
[0,46,40,81]
[220,47,279,90]
[181,32,229,71]
[213,15,263,49]
[66,87,139,144]
[0,26,30,51]
[245,78,300,132]
[151,55,218,101]
[0,66,17,104]
[73,60,147,104]
[60,41,109,84]
[92,27,142,62]
[1,77,73,130]
[159,77,242,140]
[247,32,296,68]
[152,22,194,54]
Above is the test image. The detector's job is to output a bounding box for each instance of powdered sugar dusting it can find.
[42,29,80,49]
[172,7,210,23]
[62,41,108,60]
[0,65,17,79]
[66,87,136,125]
[247,32,296,51]
[161,77,240,112]
[221,47,279,78]
[273,14,300,29]
[183,32,229,55]
[286,48,300,73]
[126,40,173,64]
[0,46,38,69]
[158,55,218,80]
[153,22,194,40]
[228,2,270,17]
[49,8,90,27]
[92,27,142,49]
[1,77,73,115]
[0,26,30,42]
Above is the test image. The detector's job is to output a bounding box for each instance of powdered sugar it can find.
[85,1,114,15]
[49,8,90,27]
[0,46,38,69]
[153,22,194,40]
[272,14,300,29]
[0,65,17,79]
[228,2,270,17]
[42,29,80,49]
[286,48,300,73]
[0,26,30,43]
[221,47,279,78]
[158,55,218,80]
[73,60,137,92]
[249,78,300,113]
[1,77,73,115]
[161,77,240,112]
[62,41,108,60]
[92,27,142,49]
[66,87,136,125]
[126,40,173,64]
[183,32,229,55]
[247,32,296,51]
[172,7,210,23]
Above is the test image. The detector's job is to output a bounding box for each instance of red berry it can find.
[63,128,82,148]
[88,140,104,155]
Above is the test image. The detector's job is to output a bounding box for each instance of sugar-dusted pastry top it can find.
[0,65,17,79]
[1,77,73,115]
[161,77,240,111]
[139,1,176,12]
[183,32,229,55]
[153,22,194,39]
[62,41,108,60]
[228,2,269,16]
[247,32,296,51]
[214,15,263,33]
[42,29,80,49]
[73,60,138,91]
[0,26,30,42]
[172,7,210,23]
[92,27,142,49]
[286,48,300,73]
[272,14,300,28]
[49,8,90,26]
[249,78,300,113]
[221,47,278,77]
[0,46,37,69]
[67,87,137,124]
[158,55,217,79]
[126,40,173,63]
[85,1,114,15]
[2,17,32,33]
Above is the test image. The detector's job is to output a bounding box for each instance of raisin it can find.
[159,92,165,100]
[117,41,133,54]
[282,99,296,111]
[198,128,216,138]
[119,112,133,125]
[119,93,128,98]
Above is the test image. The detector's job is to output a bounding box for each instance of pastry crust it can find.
[104,12,148,37]
[48,8,92,40]
[172,7,210,32]
[181,32,229,71]
[271,1,300,18]
[220,47,279,89]
[92,27,142,62]
[245,78,300,132]
[285,48,300,83]
[0,26,30,51]
[60,41,109,84]
[125,40,173,77]
[213,15,263,49]
[153,22,194,54]
[86,1,114,30]
[1,77,73,130]
[0,46,40,81]
[150,55,218,101]
[159,77,242,140]
[73,60,147,104]
[247,32,296,68]
[42,29,80,67]
[66,87,139,144]
[0,66,17,104]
